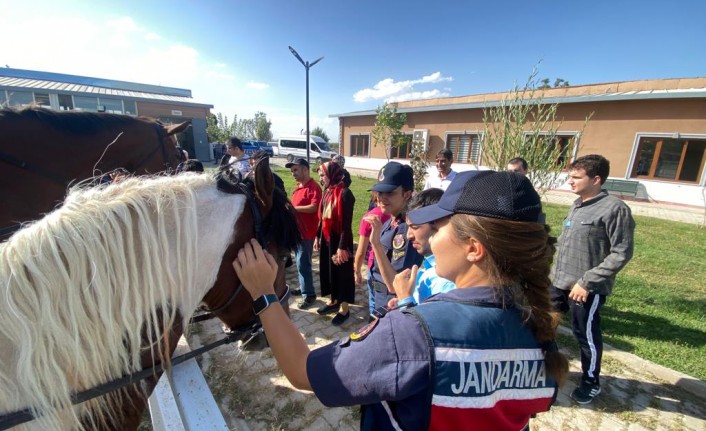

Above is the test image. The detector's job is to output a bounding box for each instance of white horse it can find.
[0,163,297,430]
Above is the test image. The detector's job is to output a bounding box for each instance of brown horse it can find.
[0,107,190,240]
[0,159,300,430]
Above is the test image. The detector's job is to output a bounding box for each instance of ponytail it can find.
[449,215,569,385]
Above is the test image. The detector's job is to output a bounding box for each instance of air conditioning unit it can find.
[412,129,429,153]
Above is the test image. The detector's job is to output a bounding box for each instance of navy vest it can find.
[360,297,557,431]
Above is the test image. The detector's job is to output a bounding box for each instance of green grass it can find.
[273,166,706,380]
[544,203,706,381]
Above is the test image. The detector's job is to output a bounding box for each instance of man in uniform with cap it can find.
[286,158,322,309]
[364,162,423,319]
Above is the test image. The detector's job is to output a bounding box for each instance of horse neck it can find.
[185,186,247,313]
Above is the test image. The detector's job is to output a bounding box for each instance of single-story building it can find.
[331,77,706,208]
[0,68,213,161]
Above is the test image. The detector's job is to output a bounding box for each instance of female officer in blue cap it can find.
[232,170,568,430]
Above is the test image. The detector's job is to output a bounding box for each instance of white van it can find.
[277,135,337,163]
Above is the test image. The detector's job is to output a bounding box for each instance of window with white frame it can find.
[350,134,369,157]
[100,98,123,114]
[124,100,137,115]
[74,96,98,111]
[524,133,577,170]
[446,133,481,164]
[391,134,412,159]
[34,92,51,108]
[631,136,706,183]
[7,91,33,107]
[58,94,74,110]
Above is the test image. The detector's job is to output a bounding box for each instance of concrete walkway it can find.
[190,259,706,431]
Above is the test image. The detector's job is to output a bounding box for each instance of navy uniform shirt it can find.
[307,309,431,430]
[370,215,423,284]
[306,287,505,430]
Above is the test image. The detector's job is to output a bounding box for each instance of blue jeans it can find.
[367,276,375,315]
[296,239,315,298]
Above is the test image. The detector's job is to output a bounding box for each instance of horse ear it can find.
[165,121,191,136]
[253,157,274,215]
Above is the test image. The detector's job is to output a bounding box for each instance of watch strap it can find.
[253,293,279,315]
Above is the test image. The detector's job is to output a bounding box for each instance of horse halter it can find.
[132,122,185,172]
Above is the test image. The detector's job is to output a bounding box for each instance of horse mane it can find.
[266,185,301,252]
[0,106,159,135]
[0,174,222,429]
[215,165,301,253]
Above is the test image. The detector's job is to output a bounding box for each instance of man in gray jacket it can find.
[551,154,635,405]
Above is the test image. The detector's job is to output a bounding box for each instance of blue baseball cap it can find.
[369,162,414,192]
[407,170,542,224]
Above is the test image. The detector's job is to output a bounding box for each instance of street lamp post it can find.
[289,46,323,164]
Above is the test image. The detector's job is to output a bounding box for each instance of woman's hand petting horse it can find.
[231,238,313,391]
[232,239,278,299]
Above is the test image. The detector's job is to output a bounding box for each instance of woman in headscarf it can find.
[314,161,356,325]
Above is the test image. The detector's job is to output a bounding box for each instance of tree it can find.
[481,66,591,195]
[232,117,254,140]
[207,111,274,142]
[372,102,407,162]
[409,133,430,192]
[310,126,329,142]
[206,112,237,143]
[254,112,273,141]
[538,77,570,88]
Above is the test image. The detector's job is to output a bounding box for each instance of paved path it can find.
[190,259,706,431]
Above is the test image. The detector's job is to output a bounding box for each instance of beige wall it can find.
[136,101,210,119]
[340,98,706,180]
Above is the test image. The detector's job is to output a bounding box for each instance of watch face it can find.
[253,294,278,315]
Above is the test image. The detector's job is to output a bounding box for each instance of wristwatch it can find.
[253,293,279,316]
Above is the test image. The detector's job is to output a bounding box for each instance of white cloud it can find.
[107,16,142,33]
[246,81,270,90]
[353,72,453,103]
[144,32,161,41]
[205,70,236,80]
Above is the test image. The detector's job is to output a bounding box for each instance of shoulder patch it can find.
[350,318,379,342]
[392,233,406,250]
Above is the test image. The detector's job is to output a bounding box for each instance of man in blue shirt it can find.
[390,188,456,307]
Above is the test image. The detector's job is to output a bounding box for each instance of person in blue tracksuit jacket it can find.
[231,170,569,430]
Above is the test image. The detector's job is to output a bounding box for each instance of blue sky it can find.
[2,0,705,141]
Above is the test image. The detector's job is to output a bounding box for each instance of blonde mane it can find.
[0,174,241,430]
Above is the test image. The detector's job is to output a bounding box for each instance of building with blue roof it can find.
[0,67,214,161]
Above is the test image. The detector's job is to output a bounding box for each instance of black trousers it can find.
[551,286,607,384]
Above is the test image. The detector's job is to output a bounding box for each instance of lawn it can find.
[273,166,706,380]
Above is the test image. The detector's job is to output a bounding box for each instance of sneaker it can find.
[571,380,601,404]
[368,315,377,323]
[297,296,316,310]
[291,288,303,296]
[331,311,350,326]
